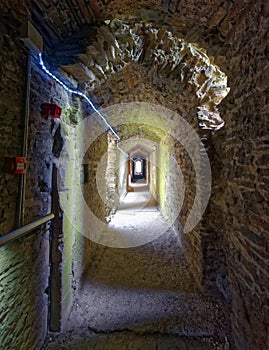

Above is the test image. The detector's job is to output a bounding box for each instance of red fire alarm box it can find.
[43,103,62,119]
[4,157,27,174]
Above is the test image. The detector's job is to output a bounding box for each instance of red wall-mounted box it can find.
[4,157,27,174]
[43,103,62,119]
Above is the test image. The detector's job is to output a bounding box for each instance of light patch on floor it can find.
[42,182,230,350]
[97,184,176,248]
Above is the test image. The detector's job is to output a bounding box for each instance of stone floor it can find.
[44,332,229,350]
[43,279,229,349]
[89,182,174,249]
[43,186,230,350]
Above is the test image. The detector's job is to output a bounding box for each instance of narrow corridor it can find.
[43,186,229,349]
[1,2,268,349]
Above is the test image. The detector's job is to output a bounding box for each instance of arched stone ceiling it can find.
[40,19,230,131]
[116,122,166,143]
[25,0,236,49]
[21,1,236,130]
[129,149,150,159]
[122,138,157,157]
[129,145,153,156]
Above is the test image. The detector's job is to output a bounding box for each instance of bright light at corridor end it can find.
[58,102,212,248]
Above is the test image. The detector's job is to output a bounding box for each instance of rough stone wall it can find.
[0,15,25,233]
[0,59,47,349]
[202,2,269,349]
[0,231,50,350]
[104,133,128,219]
[26,60,82,334]
[199,141,231,298]
[82,127,108,275]
[117,150,128,200]
[25,66,55,222]
[93,62,200,129]
[156,136,182,232]
[55,120,84,331]
[174,139,203,287]
[149,148,157,199]
[156,135,203,287]
[83,132,108,223]
[0,4,51,348]
[0,8,84,345]
[105,132,119,218]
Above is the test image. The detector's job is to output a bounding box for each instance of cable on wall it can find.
[38,53,120,140]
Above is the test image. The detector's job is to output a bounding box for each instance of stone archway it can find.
[51,19,230,131]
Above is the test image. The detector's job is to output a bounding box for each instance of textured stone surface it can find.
[105,132,120,217]
[0,3,50,348]
[0,1,268,350]
[83,132,108,222]
[85,189,196,285]
[43,332,229,350]
[0,233,50,350]
[58,20,230,131]
[202,2,269,348]
[0,4,84,345]
[43,206,229,348]
[0,18,25,233]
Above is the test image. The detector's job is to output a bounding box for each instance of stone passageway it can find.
[1,1,268,349]
[43,186,229,349]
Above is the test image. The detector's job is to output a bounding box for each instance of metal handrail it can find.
[0,213,54,247]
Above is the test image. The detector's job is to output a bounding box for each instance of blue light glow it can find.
[38,53,120,140]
